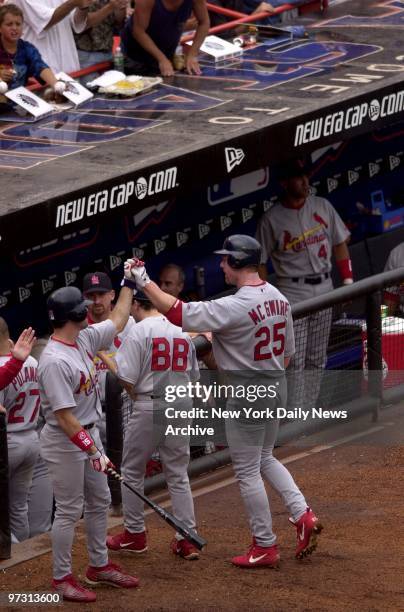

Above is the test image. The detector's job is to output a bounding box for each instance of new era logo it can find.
[225,147,245,173]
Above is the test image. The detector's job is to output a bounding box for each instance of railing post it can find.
[365,290,383,422]
[105,372,124,514]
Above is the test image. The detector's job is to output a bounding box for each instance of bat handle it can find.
[107,466,123,481]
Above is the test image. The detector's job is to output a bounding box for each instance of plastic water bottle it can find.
[113,46,125,72]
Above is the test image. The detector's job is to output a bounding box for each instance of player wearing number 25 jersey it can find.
[0,317,40,543]
[126,235,323,567]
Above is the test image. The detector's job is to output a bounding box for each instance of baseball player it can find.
[126,235,323,567]
[384,242,404,315]
[27,335,53,538]
[0,327,36,390]
[38,270,139,603]
[82,271,135,446]
[256,160,352,410]
[0,318,39,543]
[106,292,201,560]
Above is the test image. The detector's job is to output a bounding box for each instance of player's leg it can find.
[260,418,307,519]
[107,403,156,552]
[160,422,198,559]
[40,427,86,580]
[304,306,333,409]
[8,431,39,542]
[260,418,323,559]
[83,426,111,569]
[225,414,280,567]
[28,455,54,537]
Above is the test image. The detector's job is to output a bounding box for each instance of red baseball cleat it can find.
[107,529,147,553]
[85,562,139,588]
[171,538,200,560]
[232,540,280,568]
[290,507,323,559]
[52,574,96,602]
[145,458,162,477]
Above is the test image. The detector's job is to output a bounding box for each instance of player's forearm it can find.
[333,241,350,261]
[333,241,353,284]
[55,408,99,454]
[45,0,81,29]
[97,350,117,374]
[40,68,58,88]
[188,19,209,55]
[132,26,168,62]
[109,286,133,333]
[143,281,177,313]
[119,379,137,400]
[86,3,114,28]
[0,357,24,390]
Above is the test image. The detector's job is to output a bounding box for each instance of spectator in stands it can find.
[9,0,92,74]
[256,160,353,411]
[0,5,65,95]
[75,0,127,80]
[384,242,404,316]
[10,0,126,75]
[243,0,306,24]
[121,0,210,76]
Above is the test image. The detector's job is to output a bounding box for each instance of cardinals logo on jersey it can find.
[313,212,328,229]
[282,223,327,253]
[76,370,97,396]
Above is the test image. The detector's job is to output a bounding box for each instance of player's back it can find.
[183,283,295,371]
[0,355,39,432]
[117,315,199,397]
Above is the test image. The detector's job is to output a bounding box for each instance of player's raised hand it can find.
[124,258,136,280]
[89,449,115,473]
[9,327,36,362]
[128,258,151,289]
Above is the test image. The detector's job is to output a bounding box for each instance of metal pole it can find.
[365,290,382,422]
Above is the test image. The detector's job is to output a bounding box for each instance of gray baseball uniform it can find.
[27,337,54,538]
[115,315,199,537]
[384,242,404,313]
[0,355,40,542]
[256,195,350,409]
[89,316,134,446]
[38,320,116,580]
[179,283,307,547]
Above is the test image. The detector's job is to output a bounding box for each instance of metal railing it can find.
[104,267,404,501]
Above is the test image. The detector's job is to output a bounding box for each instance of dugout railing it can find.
[104,267,404,508]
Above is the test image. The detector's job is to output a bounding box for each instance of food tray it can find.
[99,75,162,96]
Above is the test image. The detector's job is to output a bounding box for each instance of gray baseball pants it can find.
[121,401,196,537]
[40,424,110,579]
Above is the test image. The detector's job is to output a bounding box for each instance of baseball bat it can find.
[106,467,207,550]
